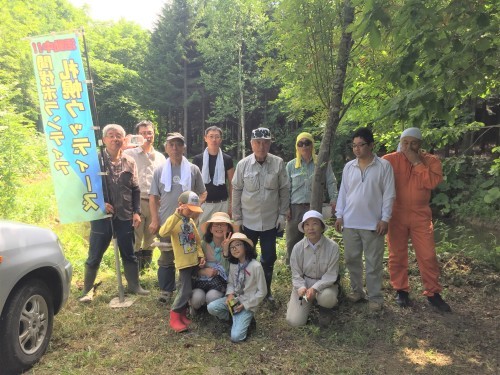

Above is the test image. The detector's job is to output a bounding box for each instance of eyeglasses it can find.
[211,223,227,228]
[139,131,154,136]
[351,143,368,149]
[297,140,312,147]
[229,243,244,251]
[207,135,221,140]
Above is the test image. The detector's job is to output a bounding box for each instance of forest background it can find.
[0,1,499,373]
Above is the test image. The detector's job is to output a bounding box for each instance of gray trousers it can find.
[343,228,385,304]
[171,266,198,312]
[286,204,309,265]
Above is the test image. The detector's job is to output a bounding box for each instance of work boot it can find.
[395,290,411,308]
[346,291,365,303]
[169,310,188,333]
[427,293,451,312]
[78,265,99,303]
[318,306,334,327]
[141,249,153,270]
[123,261,150,295]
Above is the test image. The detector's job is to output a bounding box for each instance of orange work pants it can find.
[387,206,442,296]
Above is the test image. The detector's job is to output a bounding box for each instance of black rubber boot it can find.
[136,249,144,270]
[79,265,98,303]
[123,261,150,295]
[262,263,275,302]
[141,249,153,270]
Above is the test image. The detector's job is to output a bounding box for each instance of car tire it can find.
[0,278,54,374]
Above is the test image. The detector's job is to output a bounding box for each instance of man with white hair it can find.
[232,127,290,302]
[383,127,451,312]
[80,124,149,302]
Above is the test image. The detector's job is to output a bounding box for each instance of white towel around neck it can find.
[202,148,225,186]
[160,156,192,193]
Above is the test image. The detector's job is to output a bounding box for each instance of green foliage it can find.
[0,83,47,217]
[432,156,500,221]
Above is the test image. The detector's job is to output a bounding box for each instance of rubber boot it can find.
[136,249,144,271]
[79,265,98,303]
[141,249,153,270]
[180,307,192,326]
[262,264,275,302]
[169,310,188,333]
[123,261,150,295]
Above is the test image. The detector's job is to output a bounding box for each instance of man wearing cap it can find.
[383,128,451,312]
[124,120,167,271]
[149,132,207,303]
[232,127,290,302]
[192,126,234,225]
[335,127,395,312]
[285,132,338,265]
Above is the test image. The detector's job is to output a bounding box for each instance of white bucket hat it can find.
[298,210,326,233]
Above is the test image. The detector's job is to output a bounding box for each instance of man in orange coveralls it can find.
[383,128,451,312]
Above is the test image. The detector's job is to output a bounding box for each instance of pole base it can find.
[109,296,135,308]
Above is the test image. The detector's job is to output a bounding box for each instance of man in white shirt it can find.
[232,127,289,302]
[335,127,395,312]
[124,120,166,271]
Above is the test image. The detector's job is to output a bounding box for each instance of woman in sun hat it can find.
[286,210,340,328]
[190,212,240,313]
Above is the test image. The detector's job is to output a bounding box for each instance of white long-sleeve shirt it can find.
[335,155,395,230]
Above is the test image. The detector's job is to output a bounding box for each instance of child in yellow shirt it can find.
[159,191,206,332]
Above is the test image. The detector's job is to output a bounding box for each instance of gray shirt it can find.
[150,163,205,224]
[232,153,289,231]
[290,236,339,292]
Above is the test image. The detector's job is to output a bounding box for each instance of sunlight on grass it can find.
[403,343,452,367]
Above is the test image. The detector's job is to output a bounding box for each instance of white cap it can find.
[298,210,326,233]
[400,127,422,140]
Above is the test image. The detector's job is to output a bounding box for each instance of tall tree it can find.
[194,0,271,158]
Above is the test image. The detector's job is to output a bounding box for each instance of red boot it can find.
[169,310,188,333]
[180,307,192,326]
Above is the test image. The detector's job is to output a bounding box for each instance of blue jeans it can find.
[207,297,254,343]
[85,218,137,268]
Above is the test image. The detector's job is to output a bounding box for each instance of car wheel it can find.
[0,279,54,374]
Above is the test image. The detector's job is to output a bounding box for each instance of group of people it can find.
[78,120,451,343]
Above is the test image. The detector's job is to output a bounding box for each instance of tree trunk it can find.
[310,0,354,212]
[239,43,245,159]
[183,59,189,154]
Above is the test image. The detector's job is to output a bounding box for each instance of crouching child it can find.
[207,233,266,342]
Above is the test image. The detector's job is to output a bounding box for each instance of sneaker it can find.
[368,301,383,312]
[427,293,451,312]
[158,291,173,304]
[395,290,411,308]
[347,292,365,303]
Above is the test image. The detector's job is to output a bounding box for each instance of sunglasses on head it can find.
[297,140,312,147]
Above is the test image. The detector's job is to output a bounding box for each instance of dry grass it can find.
[25,238,500,375]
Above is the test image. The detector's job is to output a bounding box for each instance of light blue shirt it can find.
[286,158,338,204]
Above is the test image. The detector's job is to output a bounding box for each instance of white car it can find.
[0,221,72,374]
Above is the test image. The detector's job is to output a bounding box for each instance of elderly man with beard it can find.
[383,128,451,312]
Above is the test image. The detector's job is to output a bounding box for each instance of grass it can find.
[7,177,499,374]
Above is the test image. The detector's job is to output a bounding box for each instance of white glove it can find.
[275,215,286,232]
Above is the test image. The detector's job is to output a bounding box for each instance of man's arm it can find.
[278,159,290,217]
[231,162,243,225]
